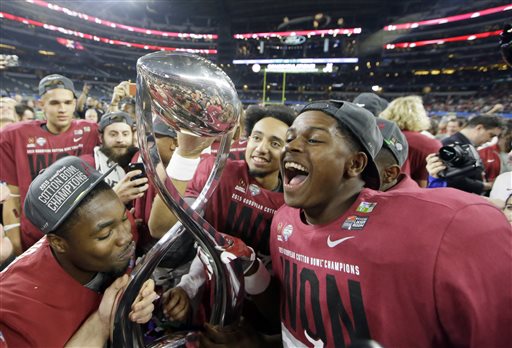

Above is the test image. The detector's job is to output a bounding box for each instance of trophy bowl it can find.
[137,51,240,137]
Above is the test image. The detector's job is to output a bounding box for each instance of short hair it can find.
[375,146,398,167]
[465,115,504,130]
[51,180,112,238]
[380,96,430,132]
[15,104,34,118]
[244,104,296,135]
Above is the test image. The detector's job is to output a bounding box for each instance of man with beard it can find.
[0,74,99,254]
[148,105,296,325]
[81,111,149,205]
[0,156,157,347]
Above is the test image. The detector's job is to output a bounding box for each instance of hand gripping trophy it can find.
[113,52,245,347]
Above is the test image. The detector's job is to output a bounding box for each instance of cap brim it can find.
[49,163,118,232]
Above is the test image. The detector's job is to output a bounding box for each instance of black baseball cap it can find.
[24,156,116,234]
[299,100,383,189]
[376,118,409,166]
[153,117,177,138]
[39,74,76,97]
[98,111,134,132]
[353,93,389,117]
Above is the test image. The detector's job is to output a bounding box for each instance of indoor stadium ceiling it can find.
[47,0,438,33]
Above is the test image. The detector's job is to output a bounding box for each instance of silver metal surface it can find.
[113,52,243,347]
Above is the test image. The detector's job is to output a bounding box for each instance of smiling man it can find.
[80,111,148,205]
[0,74,99,255]
[0,156,156,347]
[212,100,512,348]
[260,100,512,348]
[148,104,296,325]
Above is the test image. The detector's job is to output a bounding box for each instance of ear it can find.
[345,152,368,178]
[47,233,69,254]
[382,164,401,184]
[474,124,484,132]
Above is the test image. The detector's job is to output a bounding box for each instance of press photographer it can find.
[440,115,503,194]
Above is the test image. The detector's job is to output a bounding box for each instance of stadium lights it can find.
[233,58,358,64]
[24,0,217,40]
[385,30,502,49]
[0,12,217,54]
[233,28,362,39]
[384,4,512,31]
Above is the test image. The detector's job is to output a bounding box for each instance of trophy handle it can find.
[112,62,244,347]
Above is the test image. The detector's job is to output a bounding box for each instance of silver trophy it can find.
[113,52,243,347]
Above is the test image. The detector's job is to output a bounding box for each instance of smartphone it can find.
[127,162,146,183]
[128,83,137,97]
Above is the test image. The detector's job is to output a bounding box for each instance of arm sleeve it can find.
[184,156,215,199]
[434,203,512,348]
[176,253,206,299]
[427,176,447,188]
[0,130,18,185]
[446,173,485,194]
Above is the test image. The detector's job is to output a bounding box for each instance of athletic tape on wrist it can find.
[244,259,271,295]
[166,153,201,181]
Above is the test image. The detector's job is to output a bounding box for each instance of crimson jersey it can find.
[478,143,501,182]
[185,156,284,258]
[0,237,102,347]
[0,120,99,250]
[401,131,441,182]
[271,187,512,348]
[210,138,247,161]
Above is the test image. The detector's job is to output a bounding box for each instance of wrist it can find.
[244,259,271,295]
[166,153,201,181]
[92,311,110,341]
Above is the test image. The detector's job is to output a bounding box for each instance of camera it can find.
[438,142,483,179]
[127,162,146,185]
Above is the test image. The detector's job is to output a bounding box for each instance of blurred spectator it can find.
[84,108,99,123]
[353,92,389,117]
[14,104,35,121]
[0,97,17,129]
[478,120,512,182]
[442,115,503,194]
[380,96,442,187]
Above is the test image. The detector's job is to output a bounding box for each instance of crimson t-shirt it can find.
[185,156,284,259]
[271,187,512,348]
[0,237,102,347]
[401,131,441,182]
[0,120,99,250]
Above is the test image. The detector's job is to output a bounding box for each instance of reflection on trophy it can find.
[113,52,243,347]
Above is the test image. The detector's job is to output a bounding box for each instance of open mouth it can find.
[283,161,310,188]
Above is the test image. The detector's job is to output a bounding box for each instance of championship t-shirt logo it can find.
[235,179,247,193]
[282,224,293,241]
[356,201,377,213]
[249,184,260,196]
[36,137,47,146]
[342,215,368,230]
[27,137,36,148]
[74,129,84,136]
